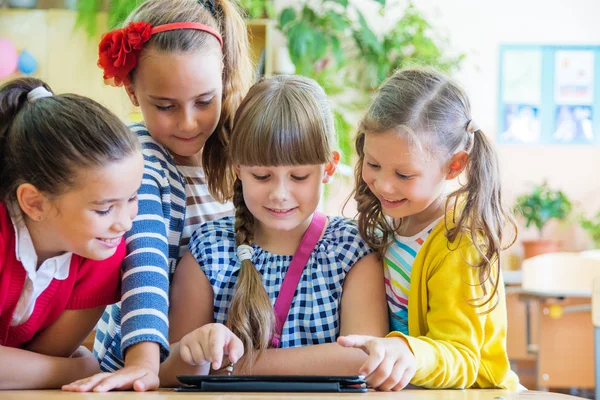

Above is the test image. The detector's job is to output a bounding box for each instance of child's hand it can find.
[337,335,416,391]
[180,323,244,372]
[61,365,159,392]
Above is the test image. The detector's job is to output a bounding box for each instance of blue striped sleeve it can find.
[120,138,172,361]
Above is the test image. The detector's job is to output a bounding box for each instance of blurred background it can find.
[1,0,599,396]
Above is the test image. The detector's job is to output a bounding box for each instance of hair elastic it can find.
[237,244,254,262]
[27,87,53,102]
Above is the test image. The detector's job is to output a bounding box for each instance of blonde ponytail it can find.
[205,0,254,202]
[226,179,275,369]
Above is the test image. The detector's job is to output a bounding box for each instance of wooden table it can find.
[0,390,583,399]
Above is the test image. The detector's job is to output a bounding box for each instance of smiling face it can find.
[38,153,144,261]
[126,47,223,164]
[236,164,326,238]
[361,130,450,223]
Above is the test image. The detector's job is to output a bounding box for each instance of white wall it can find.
[414,0,600,248]
[277,0,600,250]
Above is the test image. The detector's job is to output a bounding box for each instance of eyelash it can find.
[155,99,213,112]
[367,162,411,180]
[95,208,112,216]
[94,195,138,216]
[252,174,309,181]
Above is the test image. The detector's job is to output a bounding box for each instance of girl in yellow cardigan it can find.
[338,67,519,391]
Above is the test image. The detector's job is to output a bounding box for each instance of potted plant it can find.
[580,212,600,249]
[514,180,572,258]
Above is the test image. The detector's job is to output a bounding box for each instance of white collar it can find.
[10,209,72,281]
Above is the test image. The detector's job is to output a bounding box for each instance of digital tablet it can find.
[176,375,368,393]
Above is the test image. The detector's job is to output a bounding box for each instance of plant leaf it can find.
[279,7,297,30]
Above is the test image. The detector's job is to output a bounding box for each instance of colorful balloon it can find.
[0,38,18,79]
[17,50,37,75]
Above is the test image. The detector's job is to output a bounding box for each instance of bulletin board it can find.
[498,44,600,145]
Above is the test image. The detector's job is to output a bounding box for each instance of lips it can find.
[380,196,407,209]
[175,134,200,142]
[264,206,298,218]
[98,236,121,244]
[96,236,122,249]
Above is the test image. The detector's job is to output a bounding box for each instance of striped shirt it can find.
[384,218,440,334]
[93,124,232,371]
[179,166,234,257]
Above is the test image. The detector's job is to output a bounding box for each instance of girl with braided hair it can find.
[165,75,388,380]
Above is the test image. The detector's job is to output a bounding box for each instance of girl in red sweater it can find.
[0,78,144,389]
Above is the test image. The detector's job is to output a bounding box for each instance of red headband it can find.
[98,22,223,87]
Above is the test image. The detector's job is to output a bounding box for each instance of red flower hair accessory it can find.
[98,21,223,87]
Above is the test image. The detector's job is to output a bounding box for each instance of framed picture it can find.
[498,45,600,145]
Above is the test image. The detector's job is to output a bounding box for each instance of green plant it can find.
[580,212,600,248]
[514,180,573,237]
[75,0,142,37]
[278,1,464,166]
[238,0,275,19]
[353,3,465,91]
[75,0,271,37]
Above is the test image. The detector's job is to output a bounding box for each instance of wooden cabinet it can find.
[506,290,594,390]
[536,297,594,389]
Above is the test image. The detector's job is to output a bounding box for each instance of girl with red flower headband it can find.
[63,0,252,392]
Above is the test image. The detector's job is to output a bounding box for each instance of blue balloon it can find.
[17,50,37,75]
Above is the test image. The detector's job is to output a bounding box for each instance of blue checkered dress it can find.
[189,216,374,347]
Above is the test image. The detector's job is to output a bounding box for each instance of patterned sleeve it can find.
[332,218,375,270]
[119,130,175,361]
[188,217,236,284]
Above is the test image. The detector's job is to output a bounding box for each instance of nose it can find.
[373,174,396,196]
[113,204,135,233]
[269,179,289,203]
[178,108,198,133]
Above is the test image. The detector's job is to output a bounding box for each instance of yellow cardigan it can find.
[387,217,519,390]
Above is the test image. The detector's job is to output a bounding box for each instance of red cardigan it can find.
[0,204,123,348]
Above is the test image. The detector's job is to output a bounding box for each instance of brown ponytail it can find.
[204,0,254,202]
[0,77,138,208]
[445,127,517,309]
[226,179,275,369]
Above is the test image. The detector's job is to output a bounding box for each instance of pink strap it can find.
[271,211,327,348]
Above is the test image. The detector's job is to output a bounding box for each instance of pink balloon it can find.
[0,38,18,79]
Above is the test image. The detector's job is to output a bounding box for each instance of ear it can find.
[322,151,341,184]
[125,84,139,107]
[445,151,468,180]
[16,184,50,221]
[234,165,241,179]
